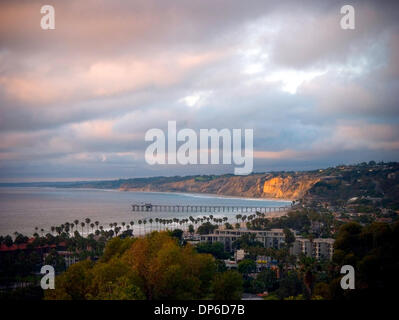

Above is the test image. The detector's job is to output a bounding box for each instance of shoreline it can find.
[0,186,294,202]
[0,187,291,237]
[118,188,294,202]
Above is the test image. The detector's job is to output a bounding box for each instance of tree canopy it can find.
[45,231,244,300]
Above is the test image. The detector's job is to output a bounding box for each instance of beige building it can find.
[200,228,288,251]
[200,228,335,260]
[291,237,334,260]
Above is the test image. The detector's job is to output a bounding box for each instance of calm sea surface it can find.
[0,187,290,236]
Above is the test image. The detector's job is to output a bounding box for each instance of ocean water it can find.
[0,187,290,236]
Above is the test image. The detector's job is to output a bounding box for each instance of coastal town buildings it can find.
[291,237,334,260]
[200,228,287,251]
[200,228,335,260]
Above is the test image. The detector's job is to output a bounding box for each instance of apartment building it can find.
[291,237,335,260]
[313,238,335,260]
[200,228,335,260]
[199,228,288,251]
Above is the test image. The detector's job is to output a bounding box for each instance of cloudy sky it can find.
[0,0,398,181]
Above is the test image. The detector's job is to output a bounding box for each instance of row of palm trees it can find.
[235,212,266,224]
[34,214,232,238]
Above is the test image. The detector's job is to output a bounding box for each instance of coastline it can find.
[0,187,291,237]
[118,188,294,202]
[0,185,293,202]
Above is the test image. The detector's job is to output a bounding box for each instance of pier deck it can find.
[131,203,289,213]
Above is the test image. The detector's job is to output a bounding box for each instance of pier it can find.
[131,203,289,213]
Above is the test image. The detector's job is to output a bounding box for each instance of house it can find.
[0,238,76,266]
[234,249,245,262]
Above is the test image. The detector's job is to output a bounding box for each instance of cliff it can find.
[262,176,320,199]
[117,162,399,202]
[14,162,397,203]
[119,173,320,200]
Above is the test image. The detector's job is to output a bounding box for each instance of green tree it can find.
[44,249,66,272]
[212,271,243,300]
[330,221,399,300]
[197,222,218,235]
[275,271,305,300]
[255,268,278,292]
[196,242,229,260]
[283,228,296,248]
[238,259,256,275]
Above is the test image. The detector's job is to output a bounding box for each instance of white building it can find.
[234,249,246,262]
[200,228,288,251]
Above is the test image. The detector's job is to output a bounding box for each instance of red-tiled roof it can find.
[0,238,66,252]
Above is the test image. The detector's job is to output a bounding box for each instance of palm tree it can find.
[51,226,55,235]
[236,214,242,223]
[80,222,85,235]
[85,218,91,234]
[143,220,147,234]
[90,223,95,233]
[138,220,142,235]
[189,216,194,229]
[155,218,159,231]
[95,221,99,230]
[299,255,318,296]
[149,218,153,232]
[121,222,126,231]
[129,221,134,234]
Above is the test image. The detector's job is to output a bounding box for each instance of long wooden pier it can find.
[132,203,289,213]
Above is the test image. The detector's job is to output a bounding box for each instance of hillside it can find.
[2,162,398,208]
[116,173,320,200]
[67,162,399,205]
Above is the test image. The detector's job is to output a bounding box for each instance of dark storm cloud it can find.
[0,0,398,180]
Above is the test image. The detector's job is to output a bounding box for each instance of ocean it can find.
[0,187,290,236]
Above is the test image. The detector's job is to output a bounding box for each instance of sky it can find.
[0,0,398,181]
